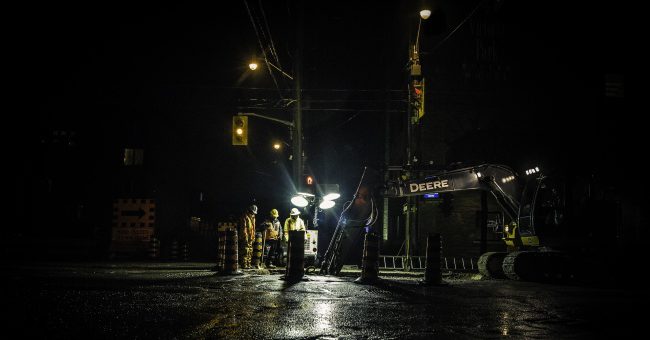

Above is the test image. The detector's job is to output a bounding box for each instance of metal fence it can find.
[379,255,478,272]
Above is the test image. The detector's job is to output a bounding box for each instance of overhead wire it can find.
[429,0,488,54]
[243,0,286,99]
[258,0,281,66]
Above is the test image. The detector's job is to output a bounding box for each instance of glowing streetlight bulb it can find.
[249,62,258,71]
[420,9,431,20]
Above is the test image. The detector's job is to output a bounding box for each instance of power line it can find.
[243,0,286,99]
[430,0,488,54]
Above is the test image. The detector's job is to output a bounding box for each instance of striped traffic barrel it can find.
[220,229,241,275]
[215,231,226,271]
[170,240,179,261]
[422,233,446,286]
[148,237,160,260]
[355,233,380,284]
[181,243,189,261]
[252,232,263,269]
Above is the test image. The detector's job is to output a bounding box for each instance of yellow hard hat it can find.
[270,209,279,218]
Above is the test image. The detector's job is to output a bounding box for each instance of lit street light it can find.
[272,140,290,152]
[291,183,340,228]
[247,54,303,195]
[249,58,294,80]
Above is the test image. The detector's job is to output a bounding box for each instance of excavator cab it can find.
[513,176,544,248]
[515,175,567,249]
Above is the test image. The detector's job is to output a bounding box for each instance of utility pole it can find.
[404,8,430,270]
[292,0,303,193]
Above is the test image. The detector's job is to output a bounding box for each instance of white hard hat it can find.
[249,205,258,214]
[290,208,300,216]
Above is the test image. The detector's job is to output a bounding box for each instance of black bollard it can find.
[284,230,305,281]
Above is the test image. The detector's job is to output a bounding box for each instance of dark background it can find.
[7,1,636,258]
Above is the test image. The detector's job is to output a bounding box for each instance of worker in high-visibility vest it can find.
[238,204,257,269]
[283,208,305,243]
[261,208,282,268]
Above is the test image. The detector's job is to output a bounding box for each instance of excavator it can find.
[321,164,617,282]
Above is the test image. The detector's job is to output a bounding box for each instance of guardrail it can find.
[379,255,478,272]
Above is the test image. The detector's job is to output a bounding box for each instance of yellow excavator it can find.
[321,164,617,282]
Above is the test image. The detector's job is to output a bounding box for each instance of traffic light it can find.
[304,175,314,194]
[232,116,248,145]
[410,78,425,122]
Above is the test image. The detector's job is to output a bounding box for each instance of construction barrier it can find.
[284,230,305,281]
[379,255,478,272]
[220,229,241,275]
[422,233,446,285]
[355,233,381,284]
[148,237,160,259]
[252,232,263,269]
[170,240,179,261]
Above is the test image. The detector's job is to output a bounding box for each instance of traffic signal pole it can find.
[237,1,304,193]
[404,11,428,271]
[292,62,302,193]
[293,0,304,193]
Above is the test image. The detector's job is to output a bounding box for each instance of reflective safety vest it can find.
[283,216,305,242]
[238,213,256,244]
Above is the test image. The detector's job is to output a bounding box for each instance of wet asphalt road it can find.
[3,262,647,339]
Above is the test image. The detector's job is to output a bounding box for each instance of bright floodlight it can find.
[249,62,258,70]
[273,143,281,150]
[319,200,335,209]
[291,195,309,207]
[420,9,431,20]
[322,193,340,201]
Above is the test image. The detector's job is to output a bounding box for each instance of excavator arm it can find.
[383,164,523,221]
[320,164,525,276]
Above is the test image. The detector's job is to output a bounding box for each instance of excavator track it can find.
[477,252,507,279]
[502,251,577,282]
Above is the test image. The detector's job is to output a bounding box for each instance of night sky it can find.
[10,1,634,242]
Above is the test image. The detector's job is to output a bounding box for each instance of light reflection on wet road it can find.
[3,263,647,339]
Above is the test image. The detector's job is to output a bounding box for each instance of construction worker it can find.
[283,208,306,243]
[261,209,282,268]
[238,204,257,269]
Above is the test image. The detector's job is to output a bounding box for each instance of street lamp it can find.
[247,55,303,195]
[272,140,290,152]
[249,58,294,80]
[291,183,340,228]
[404,6,430,271]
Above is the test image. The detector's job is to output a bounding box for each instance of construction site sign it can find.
[110,198,156,256]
